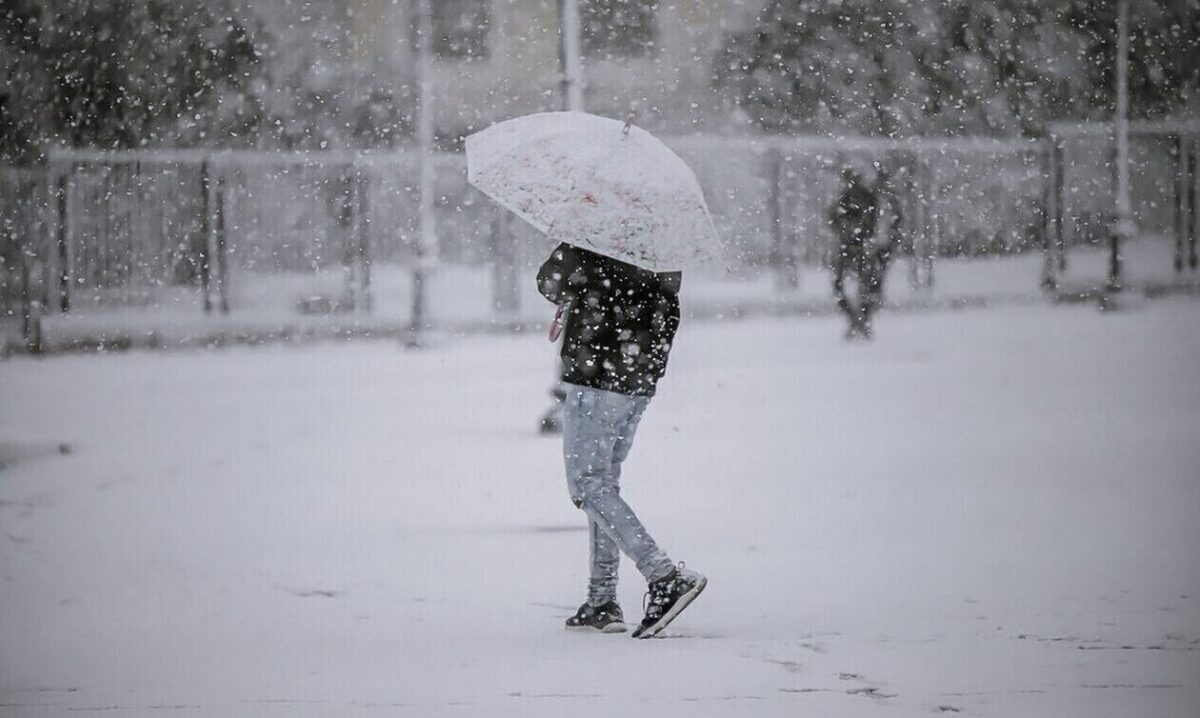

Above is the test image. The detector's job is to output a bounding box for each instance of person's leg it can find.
[585,398,646,604]
[566,385,624,604]
[563,384,675,585]
[834,243,867,338]
[853,252,875,335]
[587,519,619,606]
[860,252,888,336]
[832,246,854,322]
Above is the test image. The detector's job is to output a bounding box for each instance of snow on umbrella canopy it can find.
[466,111,722,273]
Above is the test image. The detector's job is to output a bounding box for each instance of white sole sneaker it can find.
[566,621,628,633]
[634,573,708,639]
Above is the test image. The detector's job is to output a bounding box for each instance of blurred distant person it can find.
[539,376,567,434]
[828,167,880,339]
[537,242,706,638]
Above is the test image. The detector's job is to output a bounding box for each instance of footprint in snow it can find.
[276,585,342,599]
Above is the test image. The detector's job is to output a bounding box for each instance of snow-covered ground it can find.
[1,299,1198,717]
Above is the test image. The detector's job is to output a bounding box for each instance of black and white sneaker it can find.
[565,601,628,633]
[632,564,707,639]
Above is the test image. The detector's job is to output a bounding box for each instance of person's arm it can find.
[658,270,682,297]
[536,243,584,304]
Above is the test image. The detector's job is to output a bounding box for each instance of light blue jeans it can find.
[562,383,675,607]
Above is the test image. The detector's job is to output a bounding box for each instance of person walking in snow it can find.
[537,242,707,638]
[828,167,880,339]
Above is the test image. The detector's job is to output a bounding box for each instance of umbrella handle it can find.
[549,302,565,342]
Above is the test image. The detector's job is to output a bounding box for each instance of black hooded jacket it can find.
[537,243,681,397]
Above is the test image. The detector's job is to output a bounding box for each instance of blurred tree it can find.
[0,0,421,159]
[919,1,1092,135]
[716,0,1199,136]
[260,1,414,152]
[581,0,659,59]
[261,42,413,151]
[1064,0,1200,119]
[715,0,951,135]
[0,0,268,162]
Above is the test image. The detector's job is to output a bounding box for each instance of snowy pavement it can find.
[1,299,1199,717]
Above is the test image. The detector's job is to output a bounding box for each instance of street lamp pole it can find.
[558,0,584,112]
[410,0,437,344]
[1111,0,1135,291]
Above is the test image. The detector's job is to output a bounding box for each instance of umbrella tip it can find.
[622,114,636,136]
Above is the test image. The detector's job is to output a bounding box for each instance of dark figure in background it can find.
[828,168,877,338]
[539,382,567,434]
[828,167,901,340]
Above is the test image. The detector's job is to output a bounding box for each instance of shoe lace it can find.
[642,562,685,619]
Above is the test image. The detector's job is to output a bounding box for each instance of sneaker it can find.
[565,601,627,633]
[631,564,707,639]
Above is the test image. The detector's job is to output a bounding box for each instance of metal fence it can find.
[2,129,1195,351]
[672,135,1048,290]
[1046,121,1200,284]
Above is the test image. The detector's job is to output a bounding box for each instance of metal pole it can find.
[342,167,358,309]
[21,250,41,353]
[766,146,785,287]
[542,0,585,433]
[908,159,928,291]
[1189,137,1198,270]
[558,0,584,111]
[923,162,936,289]
[410,0,436,344]
[19,174,40,352]
[100,166,112,287]
[215,174,229,314]
[1041,144,1057,291]
[1054,140,1066,272]
[1110,0,1134,291]
[199,159,212,313]
[56,171,70,313]
[355,167,373,311]
[489,212,519,316]
[1177,134,1190,273]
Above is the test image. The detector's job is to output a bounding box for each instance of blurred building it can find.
[266,0,760,145]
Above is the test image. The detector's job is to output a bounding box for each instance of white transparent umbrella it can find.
[466,111,722,272]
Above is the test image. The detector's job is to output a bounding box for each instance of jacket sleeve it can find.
[536,243,581,304]
[658,271,682,297]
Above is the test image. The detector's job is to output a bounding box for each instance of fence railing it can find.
[3,129,1195,351]
[1046,120,1200,286]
